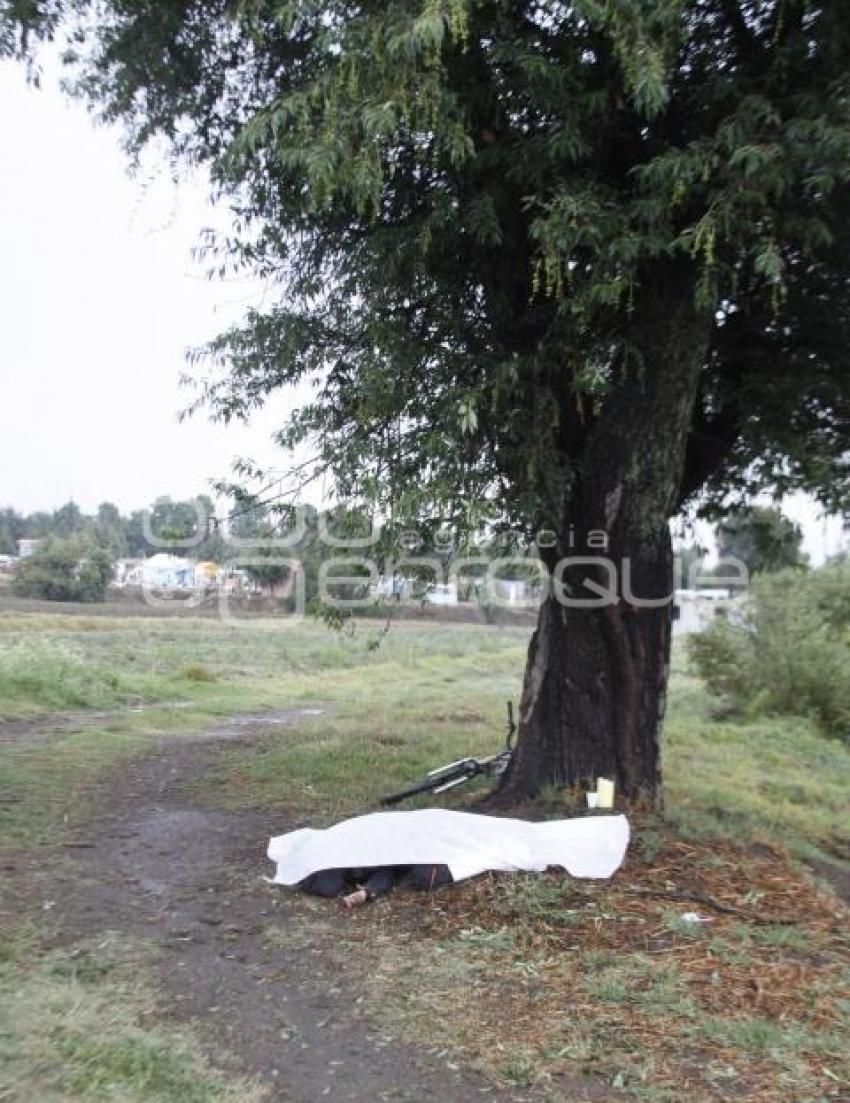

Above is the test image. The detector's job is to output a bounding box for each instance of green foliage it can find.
[182,663,216,682]
[50,500,84,538]
[715,505,807,575]
[12,534,114,602]
[0,507,26,555]
[690,562,850,738]
[94,500,128,556]
[144,494,224,559]
[229,502,374,606]
[673,541,707,585]
[3,1,848,531]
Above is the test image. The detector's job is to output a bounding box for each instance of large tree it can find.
[716,504,806,575]
[12,534,114,602]
[5,1,849,804]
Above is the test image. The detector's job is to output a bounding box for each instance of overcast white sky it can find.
[0,59,286,520]
[0,59,844,563]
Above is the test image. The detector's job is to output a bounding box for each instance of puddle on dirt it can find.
[0,705,326,746]
[226,708,324,726]
[208,707,325,738]
[128,700,193,712]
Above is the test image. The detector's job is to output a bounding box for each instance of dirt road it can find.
[8,715,543,1102]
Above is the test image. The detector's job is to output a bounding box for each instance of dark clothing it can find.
[299,866,395,900]
[299,864,453,901]
[407,863,454,892]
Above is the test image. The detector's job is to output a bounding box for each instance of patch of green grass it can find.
[0,697,231,849]
[580,954,697,1018]
[499,1051,538,1088]
[695,1015,844,1061]
[0,634,168,714]
[661,908,712,941]
[0,931,263,1103]
[182,663,217,683]
[707,921,832,971]
[0,613,527,716]
[585,973,630,1003]
[56,1034,231,1102]
[453,925,517,951]
[704,925,767,966]
[0,678,313,851]
[749,924,813,952]
[664,661,850,863]
[200,636,526,817]
[542,1024,602,1064]
[0,721,149,848]
[490,873,581,927]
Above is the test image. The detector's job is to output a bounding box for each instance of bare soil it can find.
[4,716,551,1103]
[0,586,537,625]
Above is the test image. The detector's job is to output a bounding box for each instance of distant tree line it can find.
[2,494,815,611]
[2,497,811,577]
[0,496,226,560]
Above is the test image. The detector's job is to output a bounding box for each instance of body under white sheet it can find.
[267,809,630,885]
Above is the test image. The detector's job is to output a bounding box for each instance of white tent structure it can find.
[123,553,196,589]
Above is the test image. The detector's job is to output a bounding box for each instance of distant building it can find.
[372,575,414,601]
[492,578,537,607]
[17,539,41,558]
[424,583,458,606]
[672,588,737,637]
[113,558,141,586]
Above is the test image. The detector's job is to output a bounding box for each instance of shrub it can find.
[12,535,114,602]
[0,637,127,709]
[182,663,216,683]
[690,563,850,740]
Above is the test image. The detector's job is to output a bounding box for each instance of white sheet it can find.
[267,809,630,885]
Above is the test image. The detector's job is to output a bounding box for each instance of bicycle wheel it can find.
[379,765,470,806]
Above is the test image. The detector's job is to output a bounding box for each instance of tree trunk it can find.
[501,528,673,807]
[499,277,711,808]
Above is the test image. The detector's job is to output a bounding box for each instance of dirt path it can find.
[0,704,328,746]
[24,715,543,1103]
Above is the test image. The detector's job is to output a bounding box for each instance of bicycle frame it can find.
[379,702,516,806]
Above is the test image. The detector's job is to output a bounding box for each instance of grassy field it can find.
[0,612,526,846]
[3,609,848,857]
[1,607,848,1101]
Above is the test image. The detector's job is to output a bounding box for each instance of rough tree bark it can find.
[500,277,713,808]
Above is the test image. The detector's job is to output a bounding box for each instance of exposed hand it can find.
[342,888,368,909]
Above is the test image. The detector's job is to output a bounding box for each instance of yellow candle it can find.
[596,777,615,809]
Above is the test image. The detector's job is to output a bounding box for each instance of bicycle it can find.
[379,701,517,806]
